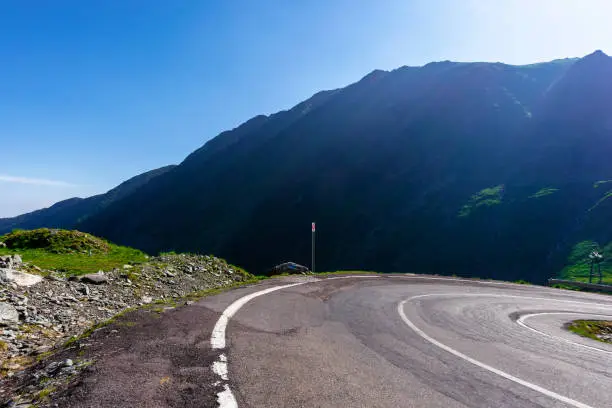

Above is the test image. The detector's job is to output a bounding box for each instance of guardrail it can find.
[548,279,612,293]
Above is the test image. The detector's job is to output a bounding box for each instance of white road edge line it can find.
[516,312,612,354]
[210,276,380,408]
[398,297,596,408]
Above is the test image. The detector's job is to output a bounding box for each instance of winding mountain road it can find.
[204,275,612,408]
[56,275,612,408]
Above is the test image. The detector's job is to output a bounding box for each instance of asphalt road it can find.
[201,275,612,408]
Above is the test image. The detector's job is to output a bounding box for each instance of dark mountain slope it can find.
[8,52,611,283]
[0,165,176,234]
[77,55,592,282]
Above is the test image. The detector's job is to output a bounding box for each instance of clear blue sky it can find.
[1,0,610,217]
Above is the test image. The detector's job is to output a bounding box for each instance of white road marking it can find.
[516,312,612,354]
[210,275,380,407]
[212,354,229,380]
[217,384,238,408]
[210,277,611,408]
[397,293,610,408]
[405,292,612,309]
[211,282,306,350]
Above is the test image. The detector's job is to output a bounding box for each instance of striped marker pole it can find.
[311,222,316,273]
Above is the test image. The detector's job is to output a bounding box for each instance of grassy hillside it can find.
[0,229,148,276]
[559,240,612,284]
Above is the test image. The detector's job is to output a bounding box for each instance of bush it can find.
[2,228,111,254]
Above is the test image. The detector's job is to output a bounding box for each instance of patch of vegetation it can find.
[0,229,148,276]
[2,228,110,254]
[588,190,612,212]
[593,180,612,189]
[35,385,56,402]
[116,321,137,327]
[314,270,378,276]
[528,187,558,199]
[513,279,531,285]
[567,320,612,343]
[559,241,612,284]
[458,185,504,217]
[1,355,34,378]
[182,276,263,301]
[36,351,54,361]
[0,340,8,351]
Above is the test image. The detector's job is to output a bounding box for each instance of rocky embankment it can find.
[0,253,251,381]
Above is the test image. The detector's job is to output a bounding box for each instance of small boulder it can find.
[79,272,108,285]
[0,269,43,287]
[79,285,90,296]
[12,254,22,265]
[0,255,20,269]
[266,262,311,276]
[0,302,20,326]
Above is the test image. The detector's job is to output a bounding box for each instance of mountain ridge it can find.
[0,165,176,233]
[2,51,611,282]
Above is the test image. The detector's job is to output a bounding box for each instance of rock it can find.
[12,254,22,265]
[0,269,43,287]
[123,264,133,269]
[45,361,60,374]
[0,255,22,269]
[266,261,310,276]
[0,302,20,325]
[79,272,108,285]
[63,359,73,367]
[0,241,5,248]
[141,296,153,304]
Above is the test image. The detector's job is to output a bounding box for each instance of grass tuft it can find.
[0,229,148,276]
[458,185,504,217]
[528,187,559,199]
[567,320,612,343]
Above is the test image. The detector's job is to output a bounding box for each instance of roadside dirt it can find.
[2,301,224,408]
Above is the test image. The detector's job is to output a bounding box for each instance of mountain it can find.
[0,165,176,233]
[5,51,612,283]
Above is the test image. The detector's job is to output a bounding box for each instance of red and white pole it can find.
[311,222,316,273]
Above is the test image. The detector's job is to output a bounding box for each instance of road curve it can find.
[202,275,612,408]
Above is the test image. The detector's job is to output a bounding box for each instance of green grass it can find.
[459,185,504,217]
[559,240,612,285]
[593,180,612,189]
[588,190,612,212]
[513,279,531,285]
[528,187,559,199]
[35,385,56,402]
[0,229,148,276]
[0,246,147,276]
[2,228,111,254]
[567,320,612,343]
[314,270,379,276]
